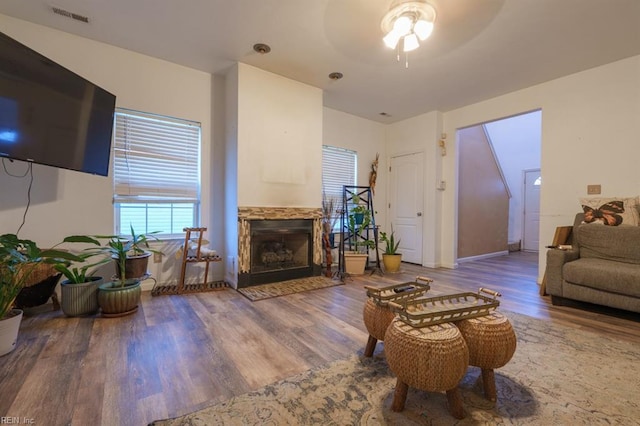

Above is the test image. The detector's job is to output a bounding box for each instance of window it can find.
[112,109,201,238]
[322,145,357,230]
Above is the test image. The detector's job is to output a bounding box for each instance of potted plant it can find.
[95,225,162,279]
[54,236,111,317]
[350,194,367,225]
[95,236,146,317]
[1,234,83,355]
[380,226,402,273]
[116,226,162,280]
[344,209,375,275]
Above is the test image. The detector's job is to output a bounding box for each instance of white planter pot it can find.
[0,309,23,356]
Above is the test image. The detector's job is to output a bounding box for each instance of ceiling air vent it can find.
[51,6,89,23]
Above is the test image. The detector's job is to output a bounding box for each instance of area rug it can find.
[149,311,640,425]
[237,276,343,301]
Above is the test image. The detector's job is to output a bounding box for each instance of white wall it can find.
[322,108,387,230]
[222,64,324,287]
[237,64,323,208]
[223,66,239,286]
[485,110,542,244]
[0,15,215,288]
[386,111,444,268]
[443,55,640,281]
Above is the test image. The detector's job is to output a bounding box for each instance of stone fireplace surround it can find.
[238,207,322,287]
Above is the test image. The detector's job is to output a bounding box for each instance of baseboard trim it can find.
[457,250,509,263]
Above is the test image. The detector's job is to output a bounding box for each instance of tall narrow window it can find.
[112,108,201,238]
[322,145,357,229]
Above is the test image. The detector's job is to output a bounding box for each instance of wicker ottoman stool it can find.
[363,298,396,356]
[455,312,516,402]
[362,278,432,357]
[385,318,469,419]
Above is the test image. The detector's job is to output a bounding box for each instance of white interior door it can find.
[389,153,424,264]
[523,169,541,251]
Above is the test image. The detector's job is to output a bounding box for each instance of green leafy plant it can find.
[106,237,133,285]
[380,226,401,255]
[351,205,368,215]
[52,235,112,284]
[88,236,135,286]
[81,236,135,287]
[127,225,162,256]
[347,210,375,252]
[0,234,85,319]
[91,227,163,286]
[94,226,163,258]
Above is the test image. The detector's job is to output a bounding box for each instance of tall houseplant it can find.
[93,229,162,317]
[380,226,402,273]
[350,194,367,225]
[94,226,162,281]
[344,208,375,275]
[347,209,375,253]
[116,226,162,280]
[1,234,84,355]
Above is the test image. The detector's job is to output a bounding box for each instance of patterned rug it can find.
[149,311,640,425]
[237,276,343,301]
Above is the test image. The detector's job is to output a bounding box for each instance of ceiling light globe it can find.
[414,19,434,40]
[403,33,420,52]
[393,16,412,36]
[383,30,402,49]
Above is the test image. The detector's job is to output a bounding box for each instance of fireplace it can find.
[237,207,323,288]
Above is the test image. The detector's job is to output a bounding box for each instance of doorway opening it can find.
[457,110,542,262]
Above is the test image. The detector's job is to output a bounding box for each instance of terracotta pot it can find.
[0,309,23,356]
[98,280,141,317]
[383,254,402,273]
[61,277,103,316]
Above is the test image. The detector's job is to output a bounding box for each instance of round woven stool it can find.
[455,311,516,402]
[362,298,396,357]
[385,318,469,419]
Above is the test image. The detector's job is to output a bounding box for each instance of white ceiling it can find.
[1,0,639,123]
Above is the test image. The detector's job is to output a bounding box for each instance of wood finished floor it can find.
[1,251,639,425]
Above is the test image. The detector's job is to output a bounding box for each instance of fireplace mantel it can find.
[238,207,322,221]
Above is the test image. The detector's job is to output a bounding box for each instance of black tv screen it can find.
[0,31,116,176]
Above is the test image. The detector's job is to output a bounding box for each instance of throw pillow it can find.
[579,197,640,226]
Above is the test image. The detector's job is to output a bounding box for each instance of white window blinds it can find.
[322,145,357,202]
[113,110,201,203]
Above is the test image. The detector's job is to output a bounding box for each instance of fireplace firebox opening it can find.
[238,218,321,287]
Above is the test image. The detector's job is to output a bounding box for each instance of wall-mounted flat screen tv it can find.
[0,31,116,176]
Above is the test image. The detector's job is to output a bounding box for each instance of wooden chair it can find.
[177,227,222,294]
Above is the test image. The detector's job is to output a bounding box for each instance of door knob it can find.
[417,212,422,217]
